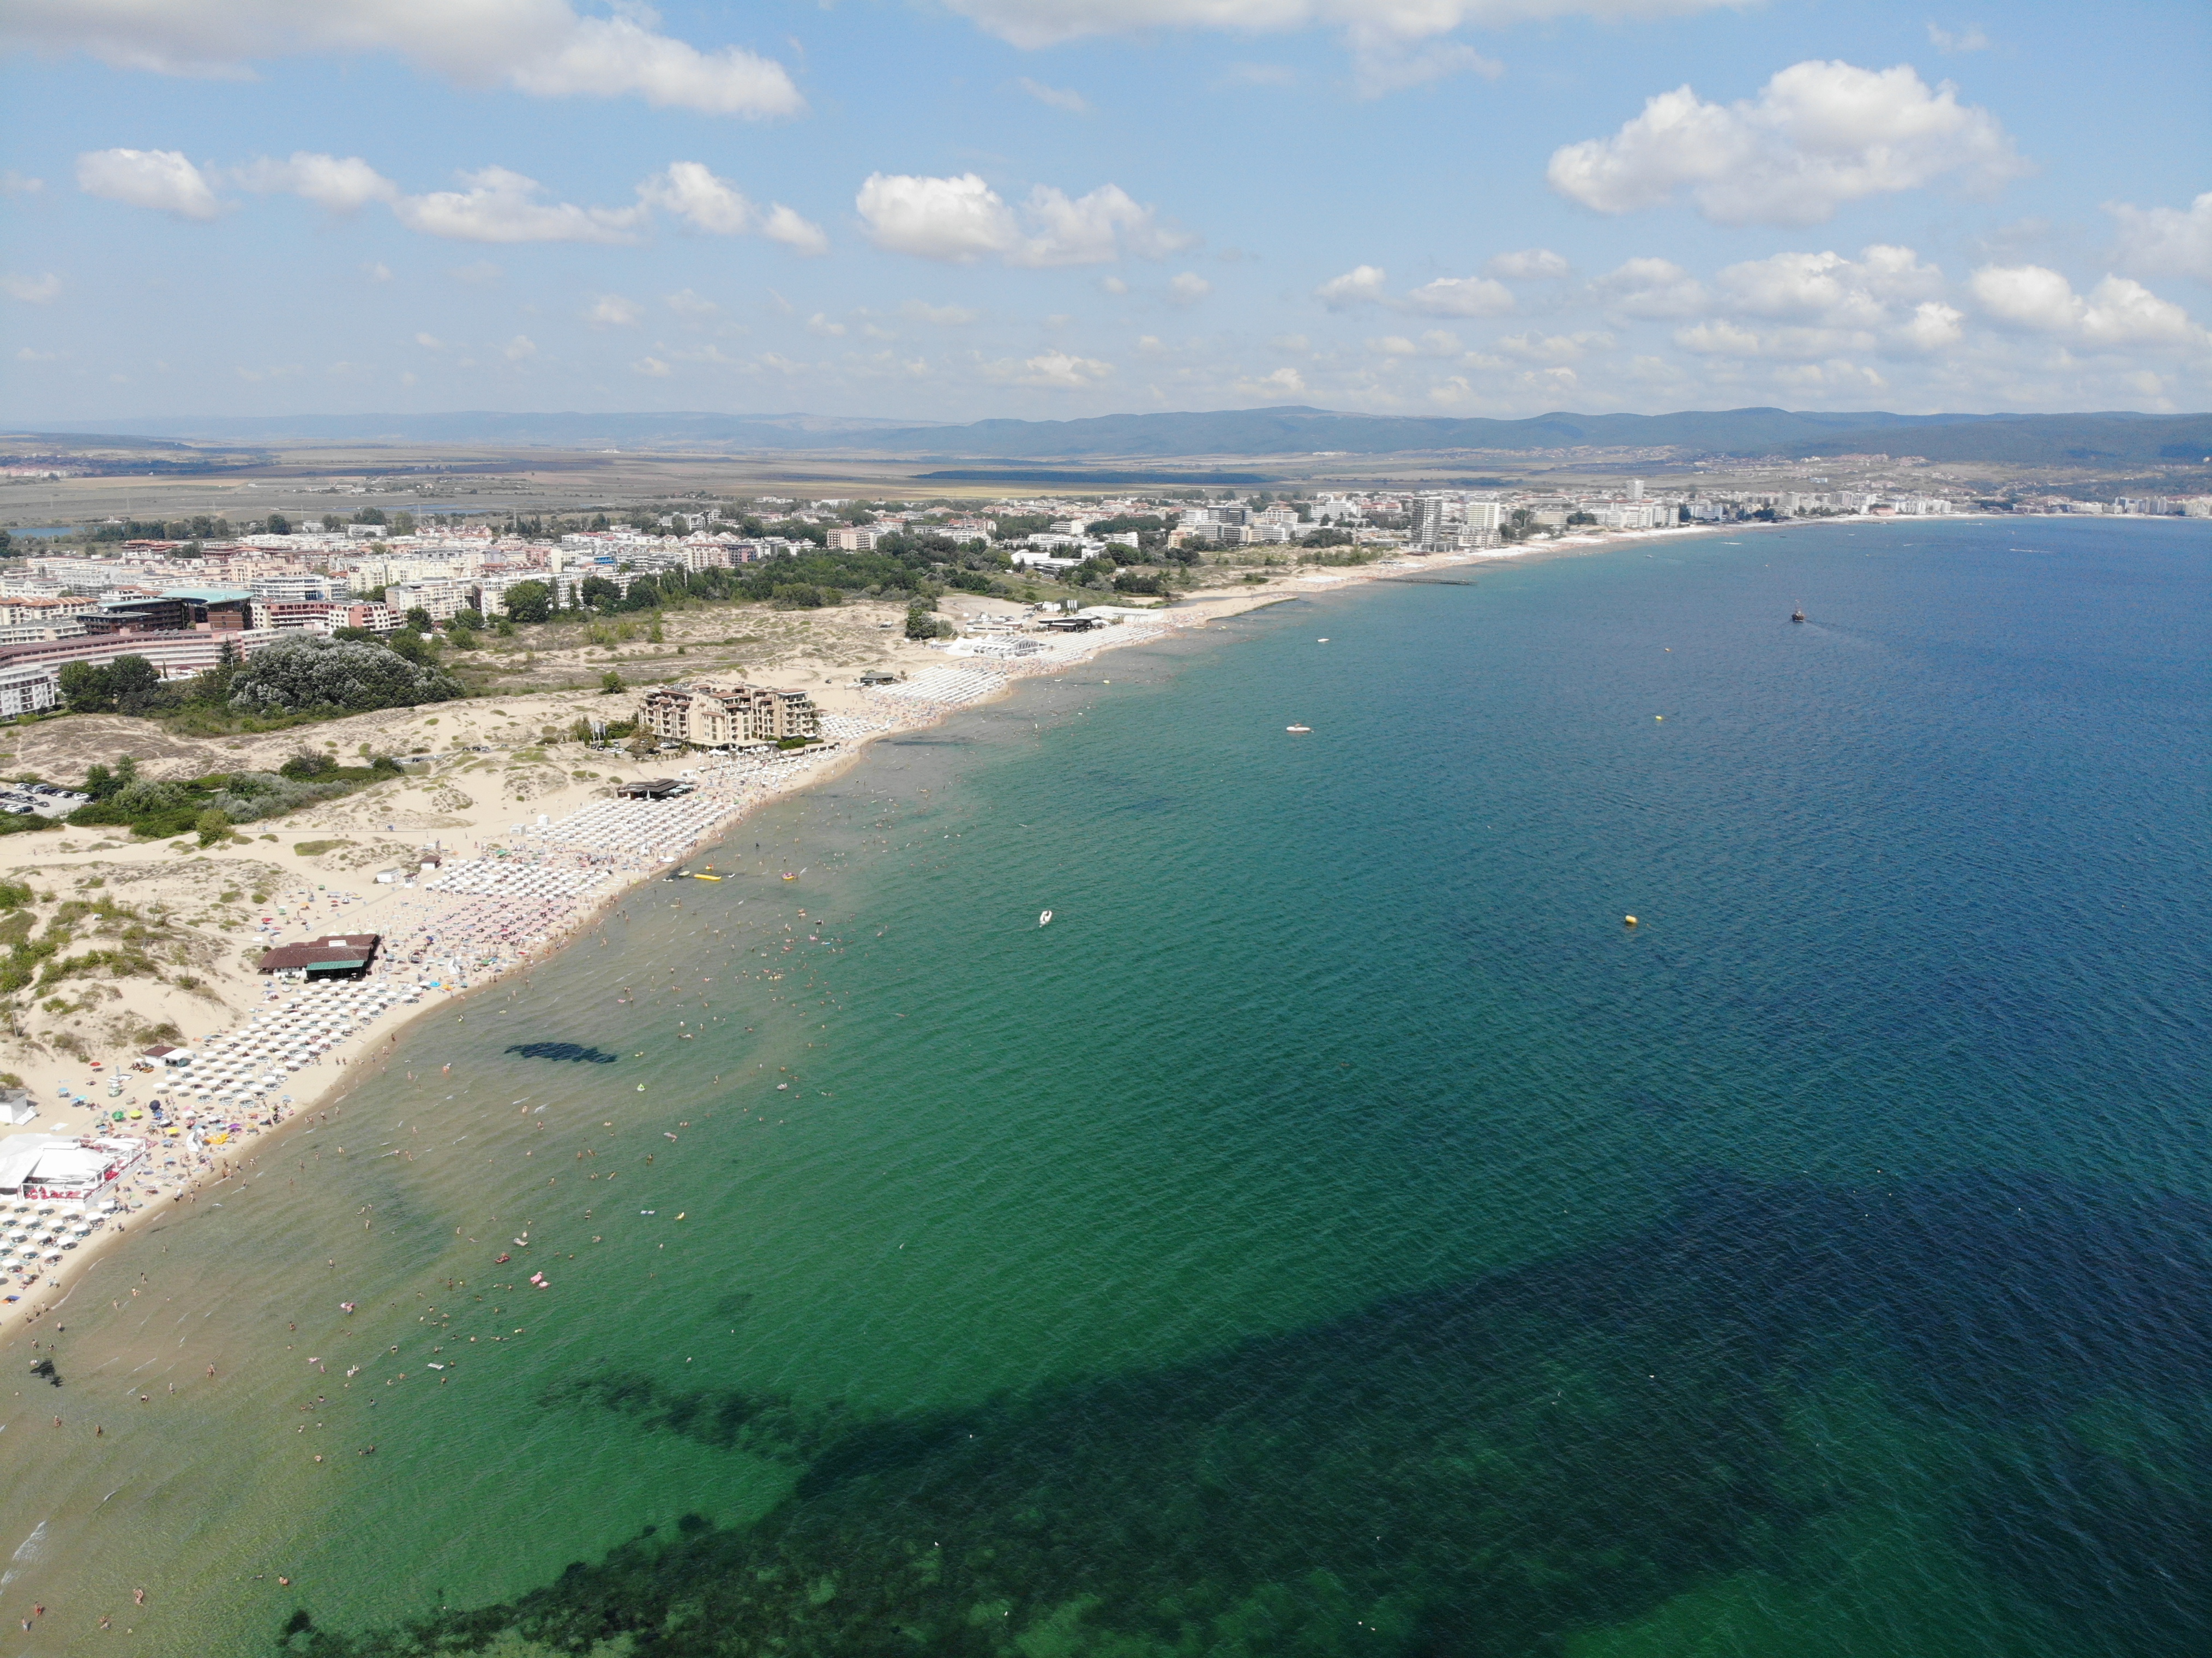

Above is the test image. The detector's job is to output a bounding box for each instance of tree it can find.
[502,580,552,624]
[904,600,942,640]
[385,630,438,667]
[600,670,626,694]
[194,807,232,847]
[389,510,416,536]
[59,661,116,713]
[228,635,462,713]
[109,655,164,714]
[580,575,622,610]
[265,513,290,535]
[353,507,387,526]
[404,606,434,634]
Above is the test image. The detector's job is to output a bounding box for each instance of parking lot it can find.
[0,783,90,819]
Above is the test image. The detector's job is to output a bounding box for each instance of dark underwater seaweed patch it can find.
[281,1172,2212,1657]
[541,1372,854,1464]
[504,1042,621,1065]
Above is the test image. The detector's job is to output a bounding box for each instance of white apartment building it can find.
[384,579,470,621]
[250,572,352,603]
[479,572,581,611]
[0,660,59,719]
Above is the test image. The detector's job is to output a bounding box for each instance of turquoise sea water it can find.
[3,517,2208,1657]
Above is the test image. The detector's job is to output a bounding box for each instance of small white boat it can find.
[1038,910,1053,927]
[1286,724,1312,734]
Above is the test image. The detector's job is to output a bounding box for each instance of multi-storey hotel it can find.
[638,680,821,748]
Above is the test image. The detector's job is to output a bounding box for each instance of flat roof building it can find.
[257,933,380,980]
[639,681,819,748]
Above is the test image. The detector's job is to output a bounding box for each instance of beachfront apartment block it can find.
[639,680,821,748]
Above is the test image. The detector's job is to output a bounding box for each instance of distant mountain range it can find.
[19,406,2211,467]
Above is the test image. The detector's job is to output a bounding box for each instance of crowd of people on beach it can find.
[4,741,869,1325]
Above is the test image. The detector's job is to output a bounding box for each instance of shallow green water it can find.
[4,519,2207,1656]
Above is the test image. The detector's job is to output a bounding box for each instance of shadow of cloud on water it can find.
[504,1042,622,1065]
[279,1170,2212,1657]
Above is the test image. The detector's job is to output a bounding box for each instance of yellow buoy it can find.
[1655,715,1663,721]
[1624,916,1638,926]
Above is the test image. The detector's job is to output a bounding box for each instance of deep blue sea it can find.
[7,516,2207,1657]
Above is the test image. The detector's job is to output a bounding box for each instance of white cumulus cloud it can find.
[7,2,804,118]
[939,0,1734,98]
[1590,256,1707,317]
[634,161,826,251]
[1237,365,1307,398]
[2107,192,2212,283]
[901,300,980,325]
[235,152,397,212]
[760,203,830,255]
[1970,266,2204,347]
[640,161,753,234]
[941,1,1733,49]
[1168,271,1212,303]
[2,272,62,303]
[392,166,645,244]
[1926,22,1991,53]
[856,173,1184,266]
[1486,248,1570,280]
[587,294,642,327]
[75,147,224,219]
[1404,275,1514,316]
[1546,59,2027,225]
[1713,245,1944,324]
[985,349,1115,388]
[857,173,1017,262]
[1016,77,1089,113]
[1315,264,1389,308]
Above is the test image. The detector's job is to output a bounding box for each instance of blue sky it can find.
[2,1,2207,424]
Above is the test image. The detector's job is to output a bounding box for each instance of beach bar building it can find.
[0,1132,144,1204]
[258,934,381,981]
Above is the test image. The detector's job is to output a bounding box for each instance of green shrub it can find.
[228,636,462,714]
